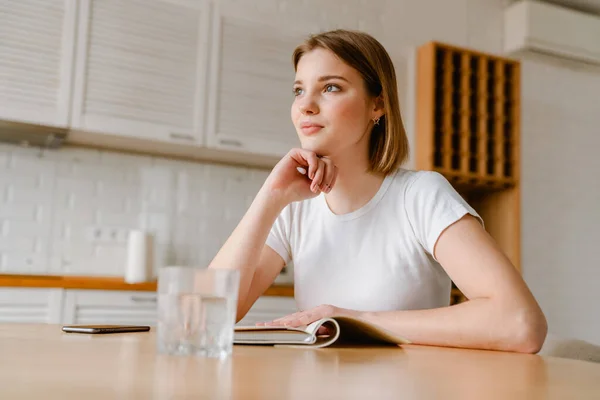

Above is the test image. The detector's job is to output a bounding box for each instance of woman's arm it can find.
[362,214,547,353]
[208,189,287,321]
[263,215,548,353]
[209,148,338,321]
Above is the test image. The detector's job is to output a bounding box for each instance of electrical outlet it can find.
[86,226,130,244]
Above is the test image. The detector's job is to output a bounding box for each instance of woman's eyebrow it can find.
[293,75,350,85]
[318,75,349,82]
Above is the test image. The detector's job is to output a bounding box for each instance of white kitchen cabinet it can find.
[70,0,211,145]
[205,5,306,158]
[62,289,157,326]
[237,296,298,327]
[0,288,63,323]
[0,0,77,127]
[61,290,296,329]
[0,287,294,328]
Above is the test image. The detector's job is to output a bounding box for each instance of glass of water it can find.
[157,266,240,359]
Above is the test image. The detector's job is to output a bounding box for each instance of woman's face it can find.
[291,48,378,158]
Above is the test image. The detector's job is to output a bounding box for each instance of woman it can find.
[209,29,547,353]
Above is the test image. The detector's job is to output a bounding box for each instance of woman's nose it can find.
[297,96,320,115]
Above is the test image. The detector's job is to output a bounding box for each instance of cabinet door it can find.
[62,290,157,326]
[0,288,63,323]
[237,296,297,326]
[70,0,210,145]
[0,0,77,127]
[206,6,306,157]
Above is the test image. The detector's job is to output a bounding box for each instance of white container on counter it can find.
[124,230,154,283]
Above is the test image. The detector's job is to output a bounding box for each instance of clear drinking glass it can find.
[157,266,240,359]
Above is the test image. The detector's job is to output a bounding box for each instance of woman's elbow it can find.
[510,306,548,354]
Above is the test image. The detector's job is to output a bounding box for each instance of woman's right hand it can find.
[262,148,338,205]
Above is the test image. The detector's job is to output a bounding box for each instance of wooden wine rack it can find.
[415,42,522,305]
[416,42,520,190]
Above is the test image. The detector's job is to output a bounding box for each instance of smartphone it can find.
[62,325,150,334]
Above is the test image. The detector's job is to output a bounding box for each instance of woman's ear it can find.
[372,94,385,118]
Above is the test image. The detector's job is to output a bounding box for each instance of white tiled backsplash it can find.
[0,143,291,281]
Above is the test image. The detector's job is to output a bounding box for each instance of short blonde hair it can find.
[292,29,409,174]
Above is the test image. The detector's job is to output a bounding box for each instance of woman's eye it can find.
[325,84,341,93]
[293,87,303,96]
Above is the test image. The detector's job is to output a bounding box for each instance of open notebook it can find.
[234,315,411,348]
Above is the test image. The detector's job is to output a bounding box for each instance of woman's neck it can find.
[324,151,386,215]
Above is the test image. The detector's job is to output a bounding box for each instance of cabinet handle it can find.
[169,132,196,141]
[130,296,157,303]
[219,139,243,147]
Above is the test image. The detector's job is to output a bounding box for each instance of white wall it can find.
[519,54,600,345]
[0,0,598,343]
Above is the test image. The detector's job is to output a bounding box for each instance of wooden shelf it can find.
[416,41,522,271]
[416,41,520,191]
[0,274,294,297]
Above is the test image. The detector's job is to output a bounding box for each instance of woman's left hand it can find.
[256,304,360,328]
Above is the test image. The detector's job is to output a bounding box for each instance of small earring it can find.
[373,117,380,126]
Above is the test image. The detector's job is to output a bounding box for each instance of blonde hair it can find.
[292,29,409,174]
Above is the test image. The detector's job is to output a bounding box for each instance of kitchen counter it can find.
[0,274,294,297]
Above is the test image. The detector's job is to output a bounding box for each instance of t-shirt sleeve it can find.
[404,171,484,261]
[265,204,293,265]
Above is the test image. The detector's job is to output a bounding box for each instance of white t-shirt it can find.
[266,168,483,312]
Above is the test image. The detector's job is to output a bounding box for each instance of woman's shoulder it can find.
[391,168,453,195]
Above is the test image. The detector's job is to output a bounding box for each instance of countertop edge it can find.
[0,274,294,297]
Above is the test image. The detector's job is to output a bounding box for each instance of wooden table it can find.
[1,324,599,399]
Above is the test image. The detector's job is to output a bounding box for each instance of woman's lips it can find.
[300,123,324,135]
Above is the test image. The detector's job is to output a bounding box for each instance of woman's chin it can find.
[300,140,332,157]
[305,147,332,158]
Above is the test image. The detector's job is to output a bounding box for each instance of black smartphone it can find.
[62,325,151,334]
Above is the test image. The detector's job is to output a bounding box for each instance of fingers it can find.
[289,149,319,180]
[306,152,319,181]
[262,310,311,328]
[311,159,326,193]
[273,311,306,326]
[320,157,337,193]
[259,305,339,328]
[288,148,338,193]
[316,326,332,336]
